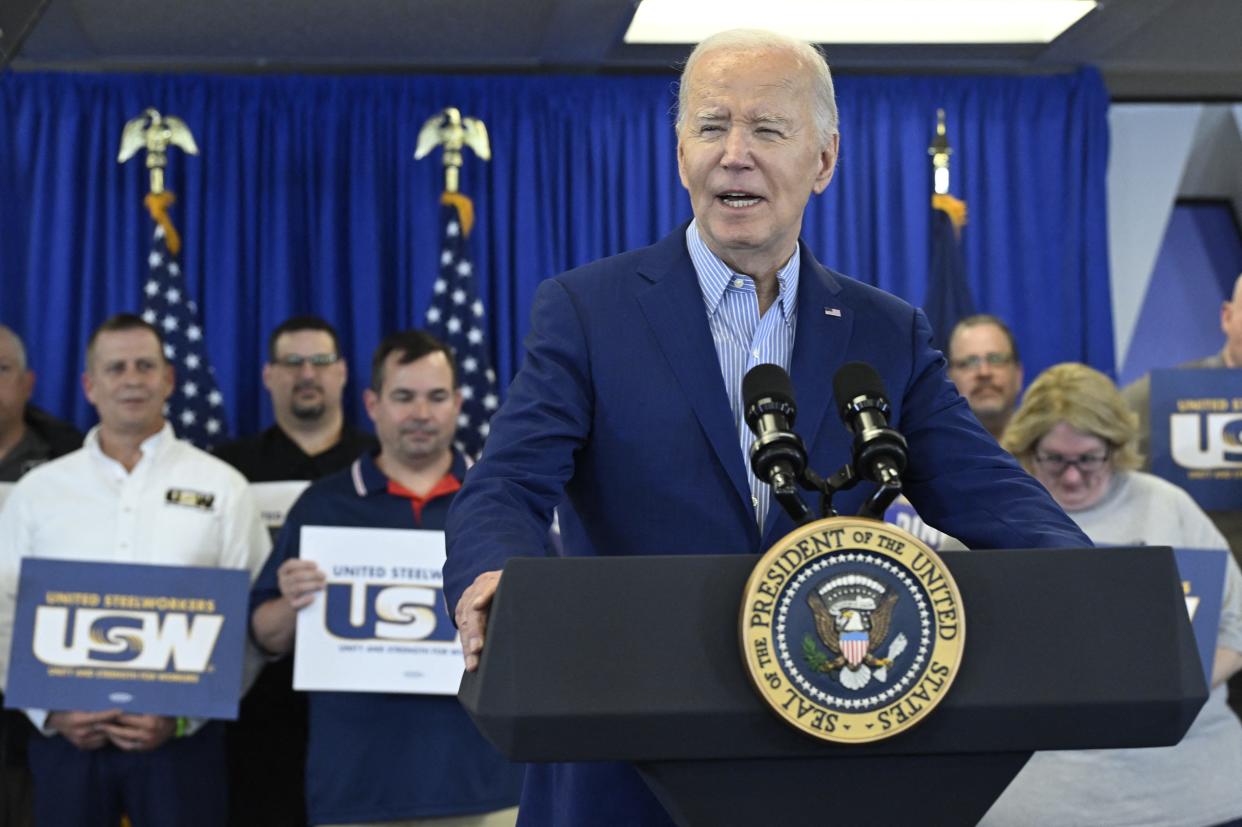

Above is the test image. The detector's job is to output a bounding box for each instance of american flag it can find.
[423,196,499,459]
[140,223,229,448]
[925,193,974,353]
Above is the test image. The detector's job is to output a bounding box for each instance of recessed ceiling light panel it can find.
[624,0,1097,45]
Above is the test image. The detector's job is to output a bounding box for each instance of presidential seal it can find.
[740,517,964,743]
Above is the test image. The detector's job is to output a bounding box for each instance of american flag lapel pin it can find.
[824,306,842,317]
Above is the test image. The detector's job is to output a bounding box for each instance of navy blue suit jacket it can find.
[445,225,1089,826]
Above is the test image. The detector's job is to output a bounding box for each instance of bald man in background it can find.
[0,324,81,827]
[1122,272,1242,467]
[1121,272,1242,720]
[0,325,82,483]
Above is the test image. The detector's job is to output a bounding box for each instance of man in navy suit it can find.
[444,28,1089,827]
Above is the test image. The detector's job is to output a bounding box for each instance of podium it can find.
[459,547,1207,826]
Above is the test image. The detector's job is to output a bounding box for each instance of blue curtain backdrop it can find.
[0,68,1111,437]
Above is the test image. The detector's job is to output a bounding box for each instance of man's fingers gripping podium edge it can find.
[457,570,502,672]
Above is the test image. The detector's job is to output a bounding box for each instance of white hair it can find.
[675,28,839,147]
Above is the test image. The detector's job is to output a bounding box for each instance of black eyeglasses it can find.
[272,353,340,369]
[949,353,1015,372]
[1032,448,1110,475]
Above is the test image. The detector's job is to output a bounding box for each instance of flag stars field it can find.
[140,219,229,449]
[424,197,499,458]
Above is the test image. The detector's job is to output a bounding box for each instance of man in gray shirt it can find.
[0,326,81,483]
[0,324,81,827]
[1121,271,1242,721]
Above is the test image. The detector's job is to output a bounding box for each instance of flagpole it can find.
[928,109,967,235]
[414,107,501,459]
[118,108,199,254]
[414,106,492,196]
[928,108,952,197]
[924,109,974,352]
[118,108,229,448]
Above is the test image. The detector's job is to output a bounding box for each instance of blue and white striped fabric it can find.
[686,220,799,531]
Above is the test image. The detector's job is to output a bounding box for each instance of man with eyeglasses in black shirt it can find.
[215,316,376,484]
[946,314,1025,441]
[213,315,375,827]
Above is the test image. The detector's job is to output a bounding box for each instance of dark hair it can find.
[369,330,457,392]
[86,313,167,368]
[267,316,341,363]
[948,314,1022,365]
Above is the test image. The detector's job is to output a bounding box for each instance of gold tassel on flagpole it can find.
[440,192,475,238]
[932,193,968,235]
[118,107,198,235]
[143,191,183,254]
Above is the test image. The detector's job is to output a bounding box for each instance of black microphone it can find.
[743,365,811,523]
[832,362,908,487]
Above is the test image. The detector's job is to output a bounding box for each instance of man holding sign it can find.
[0,314,270,826]
[1122,272,1242,474]
[249,330,522,827]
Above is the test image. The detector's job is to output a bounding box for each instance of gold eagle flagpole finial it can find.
[414,106,491,196]
[117,108,199,254]
[117,107,199,196]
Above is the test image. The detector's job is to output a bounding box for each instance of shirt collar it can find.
[84,421,173,473]
[350,448,467,498]
[685,219,801,321]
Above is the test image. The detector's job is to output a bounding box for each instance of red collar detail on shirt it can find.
[386,474,461,523]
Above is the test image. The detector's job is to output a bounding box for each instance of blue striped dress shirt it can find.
[685,220,800,532]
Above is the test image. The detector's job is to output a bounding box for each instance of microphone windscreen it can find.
[833,361,889,417]
[743,363,795,411]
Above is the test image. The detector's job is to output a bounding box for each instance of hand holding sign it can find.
[100,713,176,752]
[277,559,327,609]
[6,559,251,720]
[293,527,465,694]
[47,709,122,751]
[250,559,328,656]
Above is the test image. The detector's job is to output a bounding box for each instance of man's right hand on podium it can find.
[456,570,502,672]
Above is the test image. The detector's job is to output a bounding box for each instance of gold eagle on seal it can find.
[808,590,897,672]
[803,573,907,689]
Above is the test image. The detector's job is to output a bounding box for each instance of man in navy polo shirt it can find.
[250,330,522,826]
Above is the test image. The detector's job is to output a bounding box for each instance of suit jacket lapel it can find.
[762,245,854,546]
[634,229,757,531]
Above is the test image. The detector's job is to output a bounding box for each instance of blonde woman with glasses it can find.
[980,362,1242,827]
